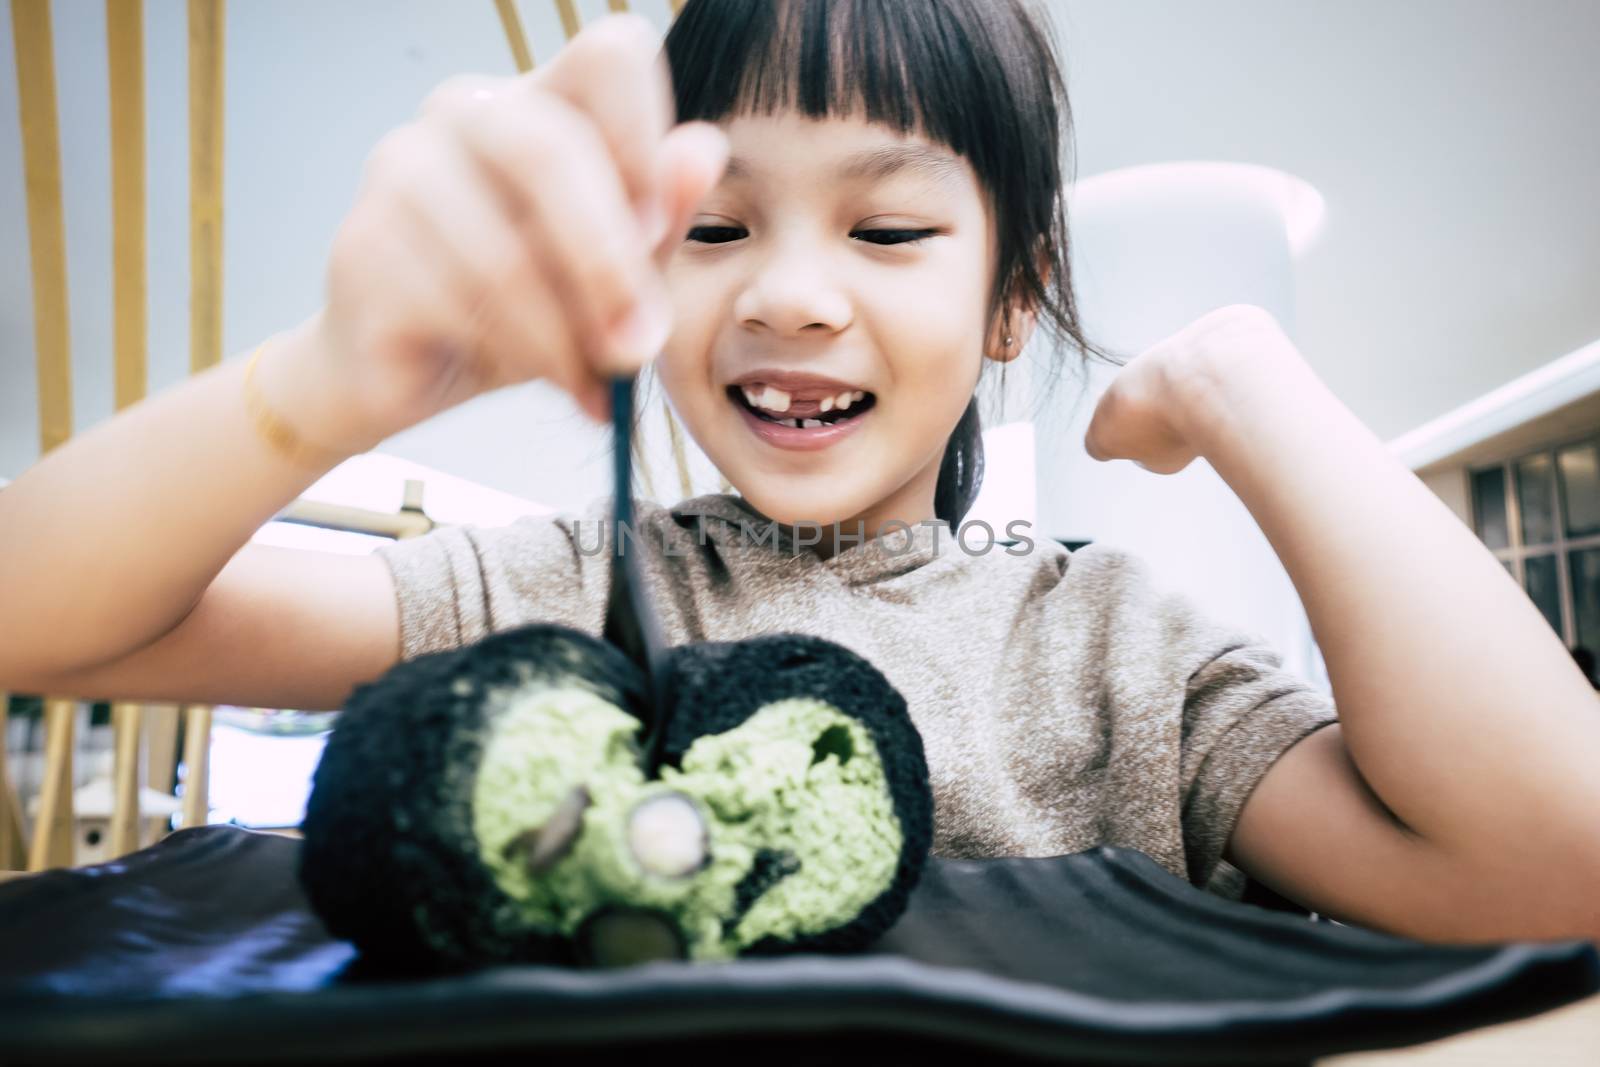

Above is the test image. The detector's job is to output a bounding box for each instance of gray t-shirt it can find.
[373,491,1337,901]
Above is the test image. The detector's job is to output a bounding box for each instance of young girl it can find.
[2,0,1596,945]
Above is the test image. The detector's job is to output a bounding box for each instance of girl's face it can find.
[657,110,1009,543]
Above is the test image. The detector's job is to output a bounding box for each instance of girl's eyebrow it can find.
[723,143,964,188]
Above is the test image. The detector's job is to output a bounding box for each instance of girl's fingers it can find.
[417,71,506,121]
[388,122,572,389]
[331,210,490,420]
[354,121,606,419]
[490,252,610,419]
[526,14,675,222]
[649,122,731,268]
[437,88,666,376]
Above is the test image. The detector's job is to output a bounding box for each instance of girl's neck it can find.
[736,462,941,562]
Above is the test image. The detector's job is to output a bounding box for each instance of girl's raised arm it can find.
[1086,303,1600,944]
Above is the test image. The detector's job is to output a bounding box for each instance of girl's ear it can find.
[987,285,1039,364]
[987,244,1052,362]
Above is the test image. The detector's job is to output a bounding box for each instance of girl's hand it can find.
[1082,304,1304,474]
[301,14,730,445]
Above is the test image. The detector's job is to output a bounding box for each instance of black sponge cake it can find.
[299,621,933,971]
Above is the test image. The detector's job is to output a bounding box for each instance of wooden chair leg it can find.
[1,775,24,870]
[180,704,212,831]
[0,693,28,870]
[110,701,143,857]
[27,698,76,872]
[143,703,180,845]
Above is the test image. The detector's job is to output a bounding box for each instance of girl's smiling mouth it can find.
[725,372,878,452]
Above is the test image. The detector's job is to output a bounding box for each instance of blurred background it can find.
[3,0,1597,859]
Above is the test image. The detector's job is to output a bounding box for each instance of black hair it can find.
[645,0,1123,526]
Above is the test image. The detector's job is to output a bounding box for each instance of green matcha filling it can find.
[471,685,902,961]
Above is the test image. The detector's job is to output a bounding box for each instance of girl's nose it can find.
[733,234,853,339]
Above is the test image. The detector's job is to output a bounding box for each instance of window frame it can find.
[1470,431,1600,647]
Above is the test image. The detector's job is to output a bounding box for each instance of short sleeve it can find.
[1068,543,1338,896]
[1177,616,1338,896]
[372,498,613,663]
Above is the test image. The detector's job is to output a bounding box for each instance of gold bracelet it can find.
[243,342,348,468]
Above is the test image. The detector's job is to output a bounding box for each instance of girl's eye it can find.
[683,226,939,246]
[686,225,746,244]
[851,229,938,246]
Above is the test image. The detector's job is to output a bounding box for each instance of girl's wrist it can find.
[252,315,391,462]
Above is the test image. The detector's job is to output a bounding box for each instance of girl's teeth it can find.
[739,384,871,426]
[740,385,795,413]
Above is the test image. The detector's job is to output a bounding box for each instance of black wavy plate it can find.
[0,825,1593,1065]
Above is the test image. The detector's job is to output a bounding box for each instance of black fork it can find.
[601,374,673,771]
